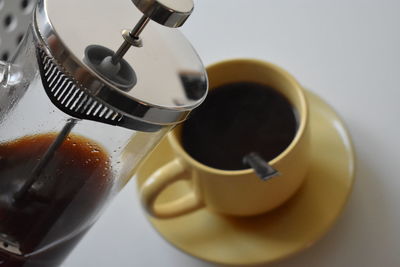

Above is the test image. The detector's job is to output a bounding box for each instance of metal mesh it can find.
[37,47,162,132]
[0,0,36,61]
[37,48,125,125]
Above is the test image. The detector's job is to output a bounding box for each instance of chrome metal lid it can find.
[33,0,207,127]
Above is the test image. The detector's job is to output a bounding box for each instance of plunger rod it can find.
[13,118,78,203]
[111,15,150,64]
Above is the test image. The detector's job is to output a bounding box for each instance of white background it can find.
[64,0,400,266]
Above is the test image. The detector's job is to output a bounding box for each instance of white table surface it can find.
[63,0,400,266]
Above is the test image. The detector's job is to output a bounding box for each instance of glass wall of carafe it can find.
[0,27,171,266]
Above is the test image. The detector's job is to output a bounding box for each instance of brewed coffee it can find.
[182,82,298,170]
[0,134,112,266]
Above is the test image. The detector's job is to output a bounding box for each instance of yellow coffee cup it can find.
[140,59,310,218]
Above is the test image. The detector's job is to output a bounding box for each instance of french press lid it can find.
[33,0,208,131]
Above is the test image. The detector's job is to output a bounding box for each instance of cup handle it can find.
[140,158,204,219]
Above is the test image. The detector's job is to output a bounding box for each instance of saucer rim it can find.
[136,90,356,266]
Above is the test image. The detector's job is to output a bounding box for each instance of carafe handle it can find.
[0,60,10,86]
[0,60,21,88]
[0,59,32,117]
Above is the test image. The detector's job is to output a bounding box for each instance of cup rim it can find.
[168,58,308,176]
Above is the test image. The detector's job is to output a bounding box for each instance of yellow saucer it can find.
[135,91,355,266]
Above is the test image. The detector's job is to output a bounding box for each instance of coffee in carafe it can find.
[0,134,111,266]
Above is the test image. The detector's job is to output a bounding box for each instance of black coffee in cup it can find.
[182,82,298,170]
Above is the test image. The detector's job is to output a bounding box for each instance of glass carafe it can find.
[0,0,207,266]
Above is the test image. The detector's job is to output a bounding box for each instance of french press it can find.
[0,0,207,266]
